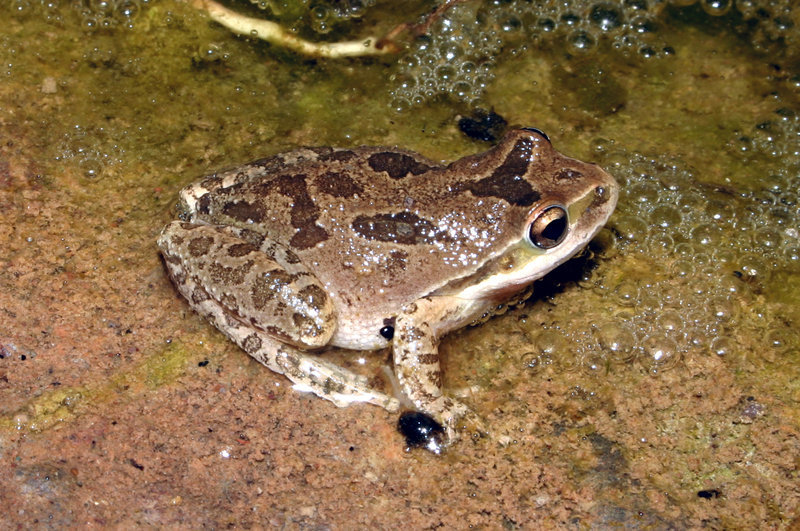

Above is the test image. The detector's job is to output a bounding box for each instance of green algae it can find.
[0,340,197,434]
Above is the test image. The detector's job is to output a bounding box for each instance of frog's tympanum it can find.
[158,128,618,446]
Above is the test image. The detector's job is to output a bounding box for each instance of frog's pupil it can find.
[542,215,567,242]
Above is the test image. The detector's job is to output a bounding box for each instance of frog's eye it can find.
[528,205,568,249]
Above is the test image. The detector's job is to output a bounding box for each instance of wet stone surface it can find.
[1,1,799,528]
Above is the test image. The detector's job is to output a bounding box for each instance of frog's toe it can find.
[432,398,487,446]
[447,408,488,443]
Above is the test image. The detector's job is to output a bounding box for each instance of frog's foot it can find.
[186,287,399,413]
[423,396,487,444]
[272,346,400,412]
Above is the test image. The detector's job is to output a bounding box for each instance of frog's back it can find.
[176,131,615,350]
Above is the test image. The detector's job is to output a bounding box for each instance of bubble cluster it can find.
[392,0,673,108]
[531,113,798,374]
[390,3,502,111]
[391,0,800,107]
[53,124,127,180]
[70,0,145,31]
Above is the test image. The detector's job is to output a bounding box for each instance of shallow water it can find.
[1,1,798,527]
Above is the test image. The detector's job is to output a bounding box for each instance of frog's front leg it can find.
[158,221,399,412]
[394,297,486,442]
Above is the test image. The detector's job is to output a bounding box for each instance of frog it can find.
[157,127,618,446]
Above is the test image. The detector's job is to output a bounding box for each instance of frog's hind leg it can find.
[159,221,399,412]
[200,296,400,412]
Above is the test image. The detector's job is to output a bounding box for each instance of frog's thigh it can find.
[394,297,481,437]
[160,221,333,348]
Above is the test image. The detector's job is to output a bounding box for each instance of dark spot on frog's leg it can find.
[430,369,443,389]
[416,353,440,366]
[196,194,211,215]
[191,286,210,304]
[220,293,240,313]
[250,269,292,309]
[223,200,266,223]
[315,171,364,198]
[322,377,346,396]
[367,152,434,179]
[188,235,215,257]
[282,248,302,264]
[293,313,320,338]
[298,284,328,308]
[209,260,253,285]
[242,334,262,354]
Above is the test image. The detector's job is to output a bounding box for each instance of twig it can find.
[191,0,396,58]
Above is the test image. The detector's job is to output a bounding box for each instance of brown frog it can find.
[157,128,618,447]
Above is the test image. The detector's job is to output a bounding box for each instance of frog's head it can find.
[451,127,618,300]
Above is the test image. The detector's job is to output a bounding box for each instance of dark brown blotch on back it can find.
[274,173,330,250]
[290,225,328,250]
[367,152,434,180]
[227,242,256,258]
[463,138,540,206]
[316,149,358,163]
[352,211,443,245]
[385,249,408,274]
[315,171,364,198]
[555,168,583,180]
[223,200,266,223]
